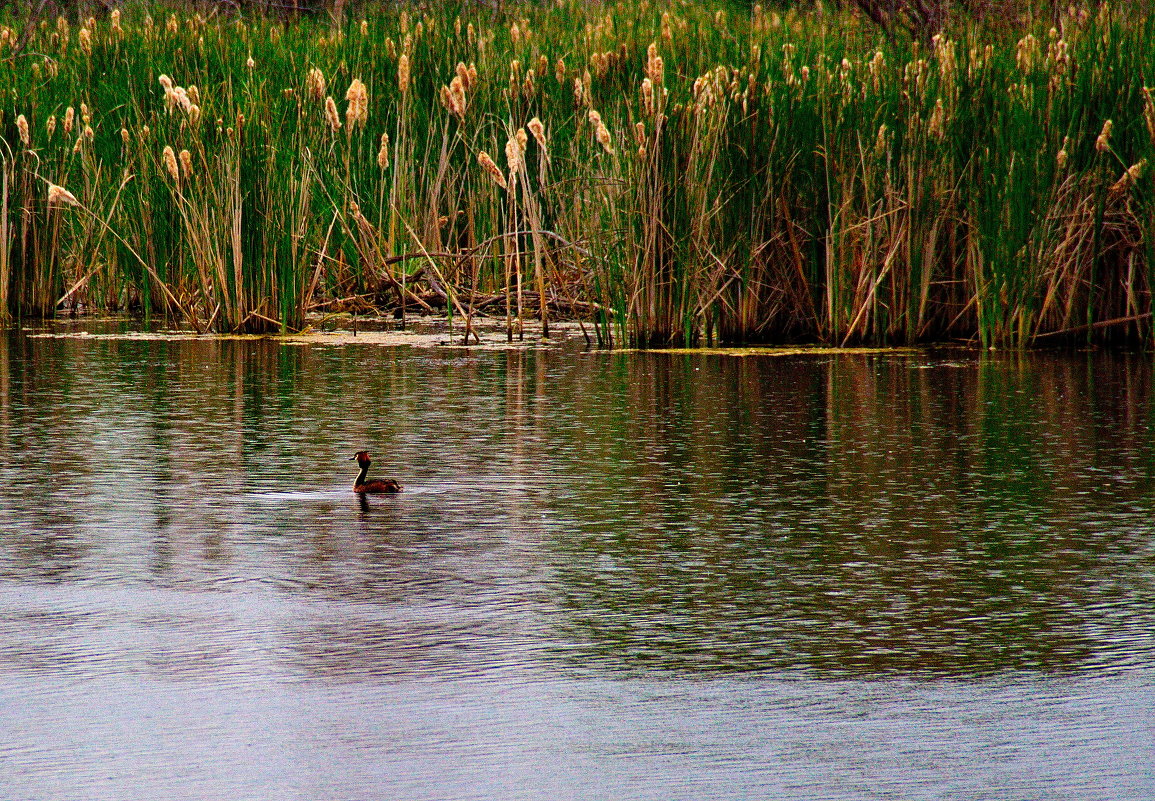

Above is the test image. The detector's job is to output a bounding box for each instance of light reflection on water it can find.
[0,330,1153,799]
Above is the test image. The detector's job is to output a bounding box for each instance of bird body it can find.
[352,451,401,493]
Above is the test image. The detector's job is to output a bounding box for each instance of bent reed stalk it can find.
[0,2,1153,346]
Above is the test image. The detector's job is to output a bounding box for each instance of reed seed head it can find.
[1095,119,1113,152]
[345,78,368,128]
[505,136,523,173]
[641,77,655,115]
[120,127,129,145]
[78,27,92,56]
[46,115,56,138]
[595,120,614,154]
[306,68,326,101]
[324,96,341,131]
[377,132,390,169]
[448,75,467,118]
[528,117,547,151]
[16,114,29,146]
[179,148,193,177]
[246,55,255,70]
[398,54,411,94]
[478,151,508,190]
[47,183,80,207]
[162,145,179,180]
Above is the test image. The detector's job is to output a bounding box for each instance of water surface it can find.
[0,329,1152,799]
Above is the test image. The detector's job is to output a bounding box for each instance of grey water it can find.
[0,328,1153,800]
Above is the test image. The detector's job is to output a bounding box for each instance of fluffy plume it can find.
[162,145,179,180]
[377,132,390,169]
[306,68,327,101]
[478,151,508,190]
[324,96,341,131]
[398,55,411,94]
[1095,119,1113,153]
[527,117,547,150]
[345,78,368,128]
[47,183,80,207]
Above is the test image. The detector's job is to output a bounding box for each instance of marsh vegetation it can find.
[0,1,1152,346]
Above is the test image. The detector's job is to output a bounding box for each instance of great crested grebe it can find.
[351,451,402,493]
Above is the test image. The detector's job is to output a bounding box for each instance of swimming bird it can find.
[351,451,402,493]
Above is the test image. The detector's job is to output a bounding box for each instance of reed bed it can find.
[0,1,1153,346]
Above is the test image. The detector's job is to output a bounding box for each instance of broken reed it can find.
[0,2,1153,345]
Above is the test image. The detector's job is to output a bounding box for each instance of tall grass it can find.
[0,2,1153,346]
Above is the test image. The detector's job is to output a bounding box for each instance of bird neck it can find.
[355,463,369,486]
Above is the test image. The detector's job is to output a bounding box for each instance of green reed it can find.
[0,2,1152,345]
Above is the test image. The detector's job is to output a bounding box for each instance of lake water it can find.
[0,326,1153,799]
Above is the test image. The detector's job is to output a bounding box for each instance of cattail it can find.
[398,54,410,94]
[595,120,614,154]
[505,136,522,173]
[528,117,547,151]
[874,123,888,158]
[1142,87,1155,147]
[162,145,179,180]
[927,99,945,140]
[555,58,566,86]
[641,77,655,115]
[1112,159,1147,194]
[78,27,92,56]
[478,151,508,190]
[173,86,193,114]
[188,85,200,105]
[448,75,467,118]
[179,149,193,177]
[360,20,368,36]
[510,23,521,45]
[324,96,341,131]
[1095,119,1113,153]
[456,61,471,90]
[111,9,121,34]
[377,132,390,169]
[297,71,321,105]
[345,78,368,128]
[646,43,664,84]
[166,14,178,35]
[188,105,201,125]
[47,183,80,207]
[634,121,646,145]
[73,136,82,154]
[588,109,602,127]
[80,102,90,125]
[63,106,75,135]
[246,55,255,70]
[16,114,29,146]
[46,116,57,138]
[468,63,478,86]
[120,127,129,145]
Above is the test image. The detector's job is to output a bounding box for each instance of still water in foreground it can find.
[0,329,1152,799]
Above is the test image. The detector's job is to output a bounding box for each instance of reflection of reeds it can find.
[0,3,1153,344]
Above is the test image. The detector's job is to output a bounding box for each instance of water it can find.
[0,327,1153,799]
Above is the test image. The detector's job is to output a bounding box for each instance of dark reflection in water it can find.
[0,330,1153,799]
